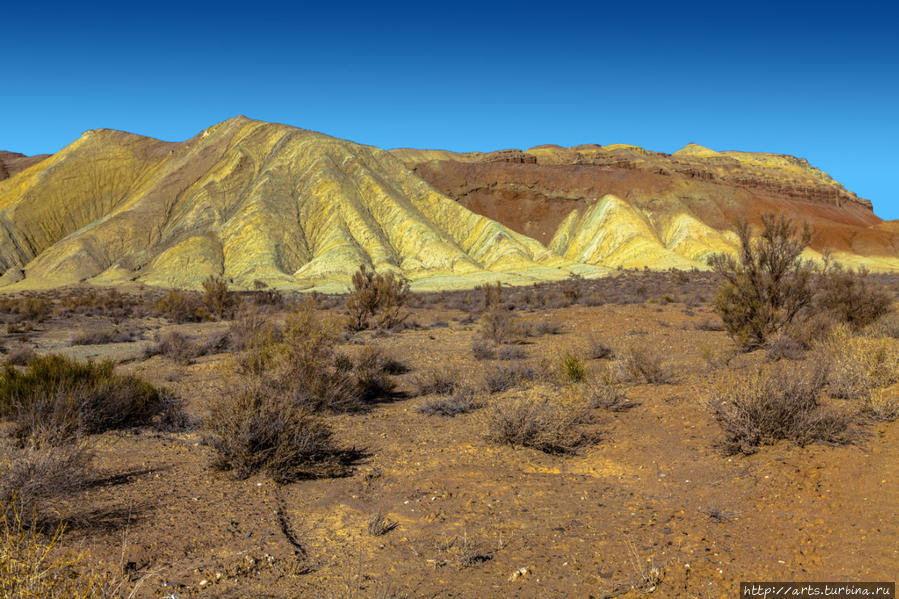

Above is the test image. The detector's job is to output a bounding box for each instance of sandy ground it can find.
[2,288,896,598]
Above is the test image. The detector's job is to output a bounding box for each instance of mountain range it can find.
[1,116,895,291]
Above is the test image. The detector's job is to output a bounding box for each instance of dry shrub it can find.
[765,334,806,361]
[560,273,584,304]
[699,345,735,371]
[0,498,105,599]
[229,303,280,352]
[484,393,593,454]
[0,355,171,445]
[693,318,724,332]
[815,325,899,402]
[0,444,93,515]
[0,296,54,324]
[3,345,35,366]
[345,265,410,331]
[145,331,197,365]
[615,345,672,384]
[497,345,527,361]
[153,289,205,323]
[367,511,397,536]
[813,263,892,329]
[482,362,537,393]
[71,326,141,346]
[860,393,899,422]
[206,383,356,483]
[352,346,402,402]
[710,214,812,349]
[201,275,236,320]
[477,282,504,310]
[583,370,633,411]
[471,339,496,361]
[782,311,837,349]
[865,311,899,339]
[413,367,459,397]
[479,307,518,344]
[417,386,483,417]
[586,338,614,360]
[532,320,563,336]
[709,363,852,455]
[233,303,394,412]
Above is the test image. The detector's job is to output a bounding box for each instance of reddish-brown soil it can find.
[0,150,49,179]
[402,155,896,257]
[1,278,897,598]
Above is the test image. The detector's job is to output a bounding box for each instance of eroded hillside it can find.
[0,118,601,291]
[393,143,899,270]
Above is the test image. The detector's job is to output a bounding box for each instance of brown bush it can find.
[229,303,280,352]
[482,362,537,393]
[0,354,173,446]
[560,273,584,304]
[417,386,483,417]
[71,325,141,346]
[345,265,410,331]
[0,296,54,323]
[145,331,198,365]
[782,311,837,349]
[586,338,614,360]
[583,373,633,411]
[812,263,892,329]
[413,367,459,397]
[497,345,527,361]
[367,511,397,536]
[615,345,672,384]
[206,383,356,483]
[471,339,496,361]
[153,289,206,323]
[352,346,401,403]
[233,303,394,413]
[484,393,593,454]
[708,363,852,455]
[710,214,812,349]
[479,307,518,344]
[3,344,35,366]
[477,282,504,310]
[0,443,94,514]
[202,275,236,320]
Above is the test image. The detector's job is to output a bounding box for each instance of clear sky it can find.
[2,0,897,217]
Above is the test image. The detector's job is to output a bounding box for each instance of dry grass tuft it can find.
[366,511,397,537]
[815,325,899,402]
[0,498,105,598]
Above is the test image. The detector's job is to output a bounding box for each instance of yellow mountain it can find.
[0,117,604,291]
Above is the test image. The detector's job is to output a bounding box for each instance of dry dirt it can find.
[2,281,897,598]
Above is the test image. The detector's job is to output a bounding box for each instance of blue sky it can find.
[2,0,897,217]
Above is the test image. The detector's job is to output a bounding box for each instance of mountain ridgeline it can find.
[0,117,895,291]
